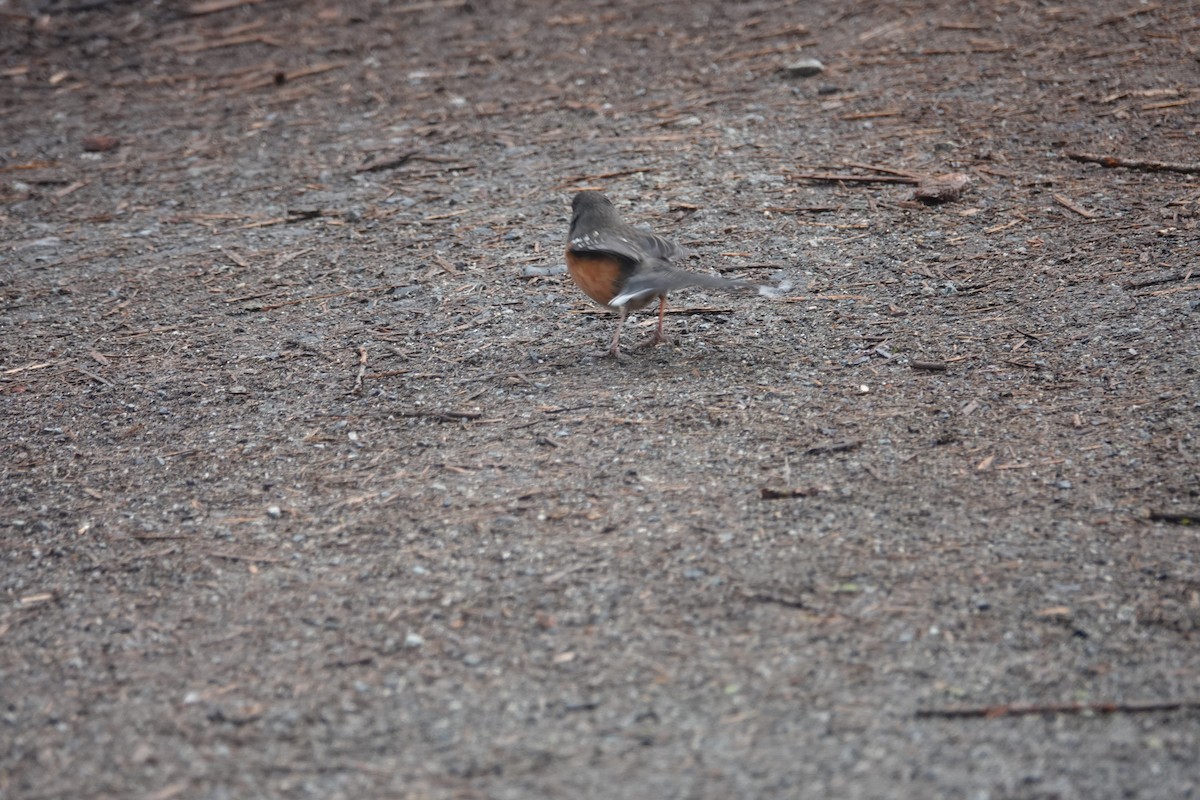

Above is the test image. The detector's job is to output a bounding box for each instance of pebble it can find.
[522,264,567,277]
[784,58,825,78]
[266,505,282,519]
[404,632,425,648]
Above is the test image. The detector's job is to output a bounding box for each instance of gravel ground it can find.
[3,1,1199,798]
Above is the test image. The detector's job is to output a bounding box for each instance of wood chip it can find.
[188,0,265,15]
[1034,606,1072,618]
[82,135,120,152]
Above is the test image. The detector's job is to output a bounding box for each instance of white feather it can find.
[609,288,655,308]
[756,280,794,300]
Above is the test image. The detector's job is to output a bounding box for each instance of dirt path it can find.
[3,1,1199,797]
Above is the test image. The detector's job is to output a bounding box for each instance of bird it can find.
[564,190,748,358]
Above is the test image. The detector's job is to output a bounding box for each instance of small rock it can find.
[404,632,424,648]
[82,135,120,152]
[783,58,825,78]
[914,173,972,204]
[521,264,567,277]
[266,505,282,519]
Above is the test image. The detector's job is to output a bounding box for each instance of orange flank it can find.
[565,250,622,307]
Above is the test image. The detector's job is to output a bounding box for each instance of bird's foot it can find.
[637,332,671,349]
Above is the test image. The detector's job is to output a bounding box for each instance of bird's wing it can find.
[629,226,690,261]
[567,227,689,264]
[609,260,746,308]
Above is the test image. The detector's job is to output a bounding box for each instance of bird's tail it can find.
[609,261,794,307]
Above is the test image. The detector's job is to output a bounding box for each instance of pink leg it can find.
[604,307,627,358]
[633,296,671,350]
[653,295,667,343]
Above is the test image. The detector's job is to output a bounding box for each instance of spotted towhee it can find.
[565,191,748,358]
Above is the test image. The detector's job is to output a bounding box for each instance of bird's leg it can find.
[653,294,668,343]
[639,294,669,347]
[602,307,627,359]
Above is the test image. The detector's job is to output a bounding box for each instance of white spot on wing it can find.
[570,231,603,250]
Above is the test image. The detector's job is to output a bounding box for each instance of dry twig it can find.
[1149,510,1196,525]
[352,345,368,395]
[792,172,916,185]
[188,0,264,15]
[206,550,286,563]
[396,410,482,422]
[1123,270,1192,290]
[805,440,861,455]
[1066,152,1200,175]
[760,487,820,500]
[917,699,1200,719]
[1053,193,1098,219]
